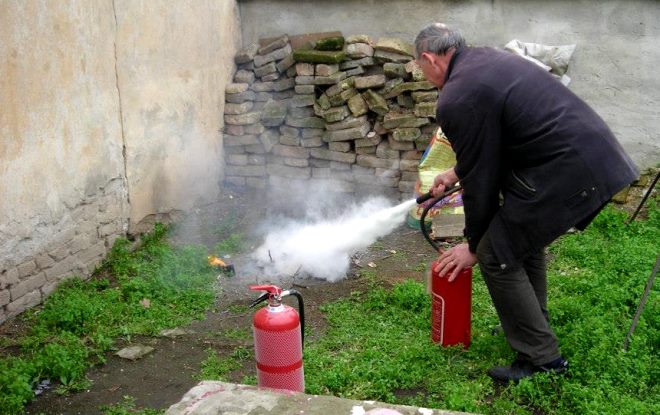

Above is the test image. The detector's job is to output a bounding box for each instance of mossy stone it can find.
[315,36,345,51]
[293,49,346,64]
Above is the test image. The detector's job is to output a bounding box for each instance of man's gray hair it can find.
[414,23,466,58]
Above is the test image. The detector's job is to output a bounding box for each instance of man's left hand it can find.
[433,243,477,282]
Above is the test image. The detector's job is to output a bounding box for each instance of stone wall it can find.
[223,34,437,199]
[237,0,660,169]
[0,0,241,323]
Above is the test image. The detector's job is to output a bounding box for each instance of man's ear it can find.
[420,52,433,63]
[420,52,440,68]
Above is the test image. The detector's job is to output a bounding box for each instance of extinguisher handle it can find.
[249,292,270,309]
[249,284,283,296]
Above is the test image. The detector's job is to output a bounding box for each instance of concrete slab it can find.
[165,381,473,415]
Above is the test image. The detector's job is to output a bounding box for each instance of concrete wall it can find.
[238,0,660,168]
[116,0,241,233]
[0,0,240,322]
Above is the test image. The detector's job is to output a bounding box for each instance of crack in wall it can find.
[111,0,131,222]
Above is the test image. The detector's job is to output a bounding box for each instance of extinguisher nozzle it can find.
[416,191,434,204]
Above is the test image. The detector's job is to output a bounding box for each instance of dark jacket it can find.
[437,47,638,266]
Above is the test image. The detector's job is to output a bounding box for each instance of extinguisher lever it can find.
[249,292,270,309]
[249,284,283,296]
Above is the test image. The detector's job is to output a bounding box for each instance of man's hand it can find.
[431,168,459,197]
[433,243,477,282]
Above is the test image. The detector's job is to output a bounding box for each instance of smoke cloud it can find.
[251,196,416,282]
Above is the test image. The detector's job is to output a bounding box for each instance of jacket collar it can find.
[444,47,464,84]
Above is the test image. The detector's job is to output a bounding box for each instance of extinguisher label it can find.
[431,293,445,344]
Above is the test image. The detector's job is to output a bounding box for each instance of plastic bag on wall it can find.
[504,39,576,86]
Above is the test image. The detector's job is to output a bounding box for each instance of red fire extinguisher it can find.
[417,185,472,348]
[430,265,472,347]
[249,284,305,392]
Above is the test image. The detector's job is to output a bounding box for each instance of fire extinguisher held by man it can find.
[414,23,639,382]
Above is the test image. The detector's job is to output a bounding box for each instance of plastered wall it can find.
[0,0,240,322]
[238,0,660,168]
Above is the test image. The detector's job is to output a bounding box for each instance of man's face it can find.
[416,52,448,89]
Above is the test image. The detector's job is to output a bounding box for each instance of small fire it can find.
[207,255,227,267]
[207,255,236,277]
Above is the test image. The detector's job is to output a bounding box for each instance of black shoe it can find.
[536,357,569,375]
[488,357,569,382]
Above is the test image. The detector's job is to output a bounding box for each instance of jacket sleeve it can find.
[438,102,502,253]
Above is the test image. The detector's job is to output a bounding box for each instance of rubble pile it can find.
[224,33,438,200]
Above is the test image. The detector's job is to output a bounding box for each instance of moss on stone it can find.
[315,36,345,51]
[293,49,346,64]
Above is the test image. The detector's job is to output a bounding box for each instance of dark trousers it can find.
[476,229,560,365]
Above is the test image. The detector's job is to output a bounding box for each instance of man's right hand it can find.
[431,168,459,197]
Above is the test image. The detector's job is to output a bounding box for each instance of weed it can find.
[54,376,92,395]
[241,374,257,385]
[196,348,241,381]
[213,233,245,256]
[212,209,245,256]
[214,208,241,239]
[414,261,428,272]
[227,304,251,314]
[357,269,380,288]
[100,395,163,415]
[371,241,386,250]
[221,327,251,340]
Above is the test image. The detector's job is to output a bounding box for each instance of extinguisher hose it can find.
[287,289,305,350]
[419,186,462,252]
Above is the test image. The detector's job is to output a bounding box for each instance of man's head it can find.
[414,23,465,88]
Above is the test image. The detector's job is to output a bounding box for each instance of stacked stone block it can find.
[224,34,439,200]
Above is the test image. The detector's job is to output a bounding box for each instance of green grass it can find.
[100,395,163,415]
[196,346,252,381]
[220,327,251,341]
[212,208,245,256]
[0,224,219,415]
[303,202,659,414]
[1,202,657,414]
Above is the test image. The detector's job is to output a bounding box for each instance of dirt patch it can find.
[21,189,439,414]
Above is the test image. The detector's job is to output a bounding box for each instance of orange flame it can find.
[207,255,227,267]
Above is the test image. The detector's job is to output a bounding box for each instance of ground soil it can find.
[12,176,656,415]
[19,189,441,415]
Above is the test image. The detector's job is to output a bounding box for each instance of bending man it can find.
[414,23,638,382]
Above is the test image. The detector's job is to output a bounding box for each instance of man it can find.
[414,23,638,382]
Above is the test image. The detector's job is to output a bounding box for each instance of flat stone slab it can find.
[165,381,473,415]
[116,344,154,361]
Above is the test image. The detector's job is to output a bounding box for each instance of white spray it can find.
[251,197,417,282]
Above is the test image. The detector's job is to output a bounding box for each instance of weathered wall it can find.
[116,0,241,233]
[238,0,660,168]
[0,0,240,322]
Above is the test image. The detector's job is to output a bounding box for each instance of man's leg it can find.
[524,249,550,322]
[476,230,560,366]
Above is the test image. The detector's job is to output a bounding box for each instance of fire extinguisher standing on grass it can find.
[249,284,305,392]
[417,186,472,348]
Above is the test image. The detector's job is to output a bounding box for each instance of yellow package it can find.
[407,127,464,229]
